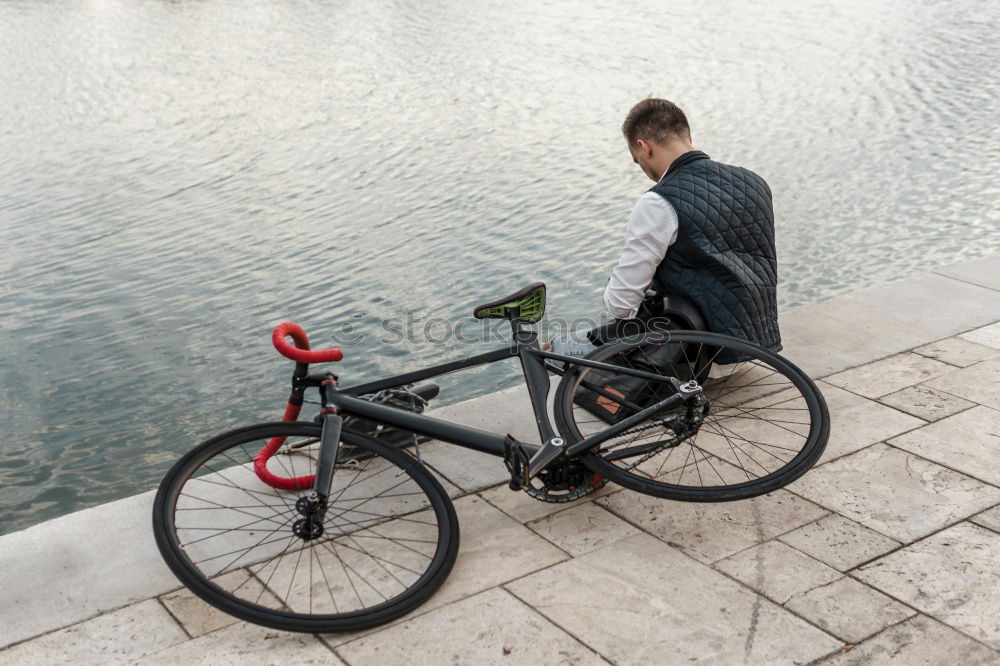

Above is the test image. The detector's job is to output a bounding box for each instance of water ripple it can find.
[1,0,999,533]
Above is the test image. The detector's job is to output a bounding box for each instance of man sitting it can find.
[553,97,781,367]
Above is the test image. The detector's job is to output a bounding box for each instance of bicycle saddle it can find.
[472,281,546,323]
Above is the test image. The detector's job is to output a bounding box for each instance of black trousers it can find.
[585,306,698,347]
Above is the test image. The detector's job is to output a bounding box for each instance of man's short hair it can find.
[622,98,690,146]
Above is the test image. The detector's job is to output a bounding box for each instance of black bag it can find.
[573,293,712,425]
[572,336,693,425]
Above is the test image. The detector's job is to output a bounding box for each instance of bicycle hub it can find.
[293,493,327,541]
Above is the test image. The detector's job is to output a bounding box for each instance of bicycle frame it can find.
[310,327,694,461]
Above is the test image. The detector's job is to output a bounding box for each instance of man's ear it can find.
[636,138,654,159]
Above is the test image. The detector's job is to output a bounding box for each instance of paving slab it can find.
[399,494,567,610]
[479,479,620,524]
[159,586,238,639]
[780,273,1000,383]
[337,588,605,666]
[159,569,282,638]
[142,620,341,665]
[913,335,1000,367]
[855,522,1000,650]
[877,383,976,422]
[322,494,567,647]
[959,321,1000,349]
[426,384,539,442]
[969,505,1000,534]
[889,405,1000,486]
[778,513,901,571]
[416,386,536,492]
[934,255,1000,292]
[778,301,925,379]
[788,443,1000,543]
[714,540,842,604]
[525,502,640,556]
[692,382,924,472]
[845,273,1000,341]
[0,599,187,666]
[816,383,925,461]
[597,488,827,564]
[925,358,1000,411]
[824,353,955,399]
[417,440,511,492]
[819,614,999,665]
[507,533,841,665]
[784,577,914,644]
[0,491,178,650]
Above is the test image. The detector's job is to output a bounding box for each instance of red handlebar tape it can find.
[253,322,342,490]
[271,321,343,363]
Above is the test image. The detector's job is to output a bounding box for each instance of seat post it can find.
[509,305,554,441]
[507,307,533,345]
[507,306,522,339]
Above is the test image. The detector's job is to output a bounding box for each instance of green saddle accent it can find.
[472,282,546,324]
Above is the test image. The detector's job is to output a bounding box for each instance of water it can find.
[1,0,998,535]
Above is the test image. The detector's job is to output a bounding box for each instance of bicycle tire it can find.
[554,331,829,502]
[152,421,459,633]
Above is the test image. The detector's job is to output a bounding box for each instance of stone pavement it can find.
[2,254,999,665]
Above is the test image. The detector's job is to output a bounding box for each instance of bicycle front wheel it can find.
[554,331,829,502]
[152,422,459,633]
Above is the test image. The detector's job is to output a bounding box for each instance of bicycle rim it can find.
[152,422,459,633]
[555,331,830,501]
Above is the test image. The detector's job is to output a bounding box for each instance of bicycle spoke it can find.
[177,492,292,528]
[160,425,452,626]
[699,422,775,474]
[563,331,824,498]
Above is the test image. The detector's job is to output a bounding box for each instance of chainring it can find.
[523,462,607,503]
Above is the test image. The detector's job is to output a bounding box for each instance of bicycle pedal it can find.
[502,435,531,490]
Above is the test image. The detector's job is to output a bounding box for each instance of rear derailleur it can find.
[663,391,710,441]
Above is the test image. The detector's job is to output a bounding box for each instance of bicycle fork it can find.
[293,375,342,541]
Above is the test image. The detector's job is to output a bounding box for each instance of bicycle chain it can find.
[594,415,700,473]
[523,475,608,503]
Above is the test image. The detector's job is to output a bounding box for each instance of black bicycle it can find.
[152,282,829,633]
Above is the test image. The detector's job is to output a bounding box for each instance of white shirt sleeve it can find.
[603,192,679,319]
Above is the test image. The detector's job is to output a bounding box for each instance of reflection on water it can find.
[1,0,998,533]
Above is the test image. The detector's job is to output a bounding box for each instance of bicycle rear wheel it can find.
[554,331,829,501]
[152,422,458,633]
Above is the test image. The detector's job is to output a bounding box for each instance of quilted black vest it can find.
[649,151,782,356]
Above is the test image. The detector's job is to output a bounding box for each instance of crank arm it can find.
[527,437,568,479]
